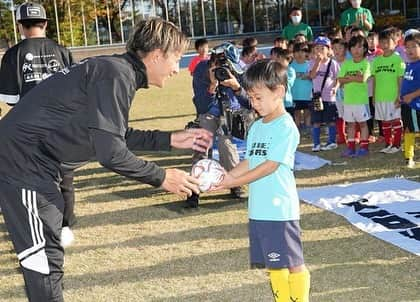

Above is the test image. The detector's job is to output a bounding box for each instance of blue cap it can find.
[211,42,243,74]
[314,36,331,48]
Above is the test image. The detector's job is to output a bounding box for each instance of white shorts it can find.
[375,101,401,121]
[343,104,371,122]
[336,99,344,118]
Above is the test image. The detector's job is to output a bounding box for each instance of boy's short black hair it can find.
[290,6,301,14]
[19,19,47,30]
[194,38,208,51]
[293,42,309,53]
[242,59,288,92]
[332,38,347,48]
[367,31,378,38]
[242,37,258,47]
[379,29,394,41]
[405,32,420,45]
[348,35,368,56]
[274,36,287,44]
[270,47,292,61]
[351,27,364,35]
[242,46,256,57]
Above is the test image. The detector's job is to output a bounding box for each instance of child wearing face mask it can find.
[282,6,313,42]
[340,0,374,36]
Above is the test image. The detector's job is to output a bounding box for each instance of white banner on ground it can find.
[299,178,420,256]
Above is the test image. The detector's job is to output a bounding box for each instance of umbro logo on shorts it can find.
[267,252,281,261]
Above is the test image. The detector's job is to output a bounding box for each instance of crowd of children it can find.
[239,26,420,168]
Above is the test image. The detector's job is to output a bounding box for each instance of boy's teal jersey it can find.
[290,60,312,101]
[245,113,300,221]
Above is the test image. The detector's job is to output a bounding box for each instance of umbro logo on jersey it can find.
[267,252,281,261]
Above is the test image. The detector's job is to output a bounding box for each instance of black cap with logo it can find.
[16,2,47,22]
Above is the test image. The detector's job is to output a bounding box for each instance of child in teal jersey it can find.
[214,59,310,302]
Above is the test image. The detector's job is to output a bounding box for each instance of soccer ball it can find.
[191,159,225,192]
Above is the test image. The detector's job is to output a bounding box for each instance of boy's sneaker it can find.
[355,148,369,157]
[321,143,338,151]
[406,158,416,169]
[380,145,392,153]
[312,144,321,152]
[185,193,199,208]
[386,146,401,154]
[341,148,356,157]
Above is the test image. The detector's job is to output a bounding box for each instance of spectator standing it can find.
[188,38,209,75]
[372,29,405,154]
[338,35,371,157]
[400,32,420,168]
[0,2,77,247]
[340,0,374,35]
[282,7,313,42]
[290,42,312,132]
[308,37,340,152]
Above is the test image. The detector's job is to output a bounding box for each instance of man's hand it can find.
[220,69,241,91]
[161,168,200,198]
[171,128,213,152]
[402,93,414,104]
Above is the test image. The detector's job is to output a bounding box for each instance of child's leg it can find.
[304,109,311,128]
[268,269,290,302]
[359,121,369,150]
[336,118,346,144]
[381,120,393,146]
[312,122,321,147]
[404,131,416,160]
[391,118,403,147]
[346,122,356,150]
[289,265,310,302]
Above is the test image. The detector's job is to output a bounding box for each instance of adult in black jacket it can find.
[0,18,212,302]
[0,2,77,248]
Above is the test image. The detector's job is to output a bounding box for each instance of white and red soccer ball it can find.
[191,159,225,192]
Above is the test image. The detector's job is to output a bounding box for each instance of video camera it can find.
[210,43,243,82]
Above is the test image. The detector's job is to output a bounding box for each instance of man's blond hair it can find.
[127,18,189,58]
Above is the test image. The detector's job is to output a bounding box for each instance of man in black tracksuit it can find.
[0,19,212,302]
[0,2,77,245]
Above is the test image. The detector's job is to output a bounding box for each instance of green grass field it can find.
[0,70,419,301]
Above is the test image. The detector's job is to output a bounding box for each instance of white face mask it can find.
[351,0,362,8]
[291,15,302,24]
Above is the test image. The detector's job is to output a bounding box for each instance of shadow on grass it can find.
[67,222,247,256]
[129,113,194,123]
[75,194,244,228]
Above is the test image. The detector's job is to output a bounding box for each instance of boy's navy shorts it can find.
[249,219,304,269]
[294,100,311,110]
[310,101,337,124]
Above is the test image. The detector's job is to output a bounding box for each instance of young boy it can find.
[215,59,310,302]
[271,47,296,117]
[400,32,420,168]
[274,37,288,50]
[338,35,371,157]
[188,38,209,75]
[367,31,384,142]
[372,29,405,153]
[308,36,340,151]
[332,38,348,144]
[290,42,312,132]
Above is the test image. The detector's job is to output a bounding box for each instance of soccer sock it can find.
[360,140,369,150]
[347,139,356,151]
[328,125,337,144]
[381,121,392,146]
[336,118,346,142]
[289,268,311,302]
[404,132,416,160]
[268,269,290,302]
[391,119,403,147]
[312,127,321,146]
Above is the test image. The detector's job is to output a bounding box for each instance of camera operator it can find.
[186,42,253,208]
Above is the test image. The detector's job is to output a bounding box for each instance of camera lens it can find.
[214,67,230,82]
